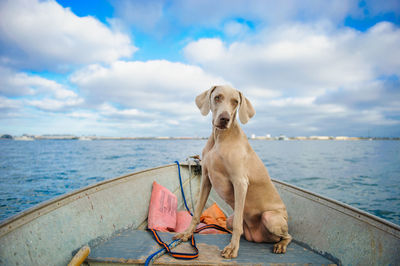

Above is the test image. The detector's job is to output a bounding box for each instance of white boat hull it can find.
[0,163,399,265]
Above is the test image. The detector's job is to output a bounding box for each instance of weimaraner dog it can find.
[174,85,292,258]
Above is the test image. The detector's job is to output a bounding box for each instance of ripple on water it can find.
[386,197,400,201]
[104,155,122,160]
[370,209,396,218]
[353,181,378,187]
[344,158,360,163]
[302,176,323,181]
[325,184,340,190]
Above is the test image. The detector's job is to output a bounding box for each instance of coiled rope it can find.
[145,160,230,265]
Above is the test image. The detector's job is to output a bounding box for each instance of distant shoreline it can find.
[1,134,399,141]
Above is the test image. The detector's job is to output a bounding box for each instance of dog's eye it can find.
[232,99,239,106]
[214,96,221,102]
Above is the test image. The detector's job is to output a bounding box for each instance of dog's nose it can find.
[219,113,230,127]
[220,116,230,124]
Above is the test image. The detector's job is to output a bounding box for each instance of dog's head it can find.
[195,85,255,130]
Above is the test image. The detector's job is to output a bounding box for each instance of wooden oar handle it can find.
[68,245,90,266]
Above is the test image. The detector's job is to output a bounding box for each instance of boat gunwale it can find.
[0,163,185,237]
[272,178,400,238]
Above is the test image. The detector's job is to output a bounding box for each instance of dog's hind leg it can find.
[262,211,292,254]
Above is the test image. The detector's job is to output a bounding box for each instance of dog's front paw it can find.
[221,242,239,259]
[273,242,287,254]
[173,231,192,242]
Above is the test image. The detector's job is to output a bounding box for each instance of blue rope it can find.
[175,160,193,216]
[144,161,192,266]
[144,239,181,266]
[145,161,230,265]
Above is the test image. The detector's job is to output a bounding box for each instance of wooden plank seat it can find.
[86,230,337,265]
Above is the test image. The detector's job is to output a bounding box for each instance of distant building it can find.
[155,136,171,139]
[36,135,78,140]
[310,136,331,140]
[278,135,288,140]
[335,136,349,140]
[14,136,34,141]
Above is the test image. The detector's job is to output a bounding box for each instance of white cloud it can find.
[0,0,137,70]
[0,67,84,111]
[183,21,400,136]
[184,22,400,98]
[109,0,400,35]
[0,96,22,115]
[110,0,385,42]
[184,23,388,98]
[184,39,227,64]
[67,111,98,120]
[223,21,251,37]
[359,22,400,75]
[0,66,35,96]
[0,67,77,99]
[64,59,227,136]
[26,97,84,111]
[355,110,400,126]
[70,60,226,115]
[0,60,226,136]
[267,97,316,107]
[167,0,357,28]
[98,103,155,120]
[245,87,281,99]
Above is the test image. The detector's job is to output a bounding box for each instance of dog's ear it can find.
[196,86,216,116]
[238,91,255,124]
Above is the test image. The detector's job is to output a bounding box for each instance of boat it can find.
[78,136,93,141]
[0,160,399,265]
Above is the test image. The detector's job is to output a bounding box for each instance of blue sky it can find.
[1,0,399,137]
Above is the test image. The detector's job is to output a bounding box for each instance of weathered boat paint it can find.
[274,180,400,265]
[0,164,199,265]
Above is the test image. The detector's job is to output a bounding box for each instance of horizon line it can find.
[2,134,399,141]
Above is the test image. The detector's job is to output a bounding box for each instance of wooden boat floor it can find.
[86,230,337,265]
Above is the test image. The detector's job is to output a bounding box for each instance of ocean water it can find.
[0,139,399,226]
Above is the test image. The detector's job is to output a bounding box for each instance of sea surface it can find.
[0,139,399,225]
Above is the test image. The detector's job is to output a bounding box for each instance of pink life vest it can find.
[147,181,177,232]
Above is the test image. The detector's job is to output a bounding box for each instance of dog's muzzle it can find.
[216,112,230,129]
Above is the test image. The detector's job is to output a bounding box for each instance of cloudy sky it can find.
[0,0,399,137]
